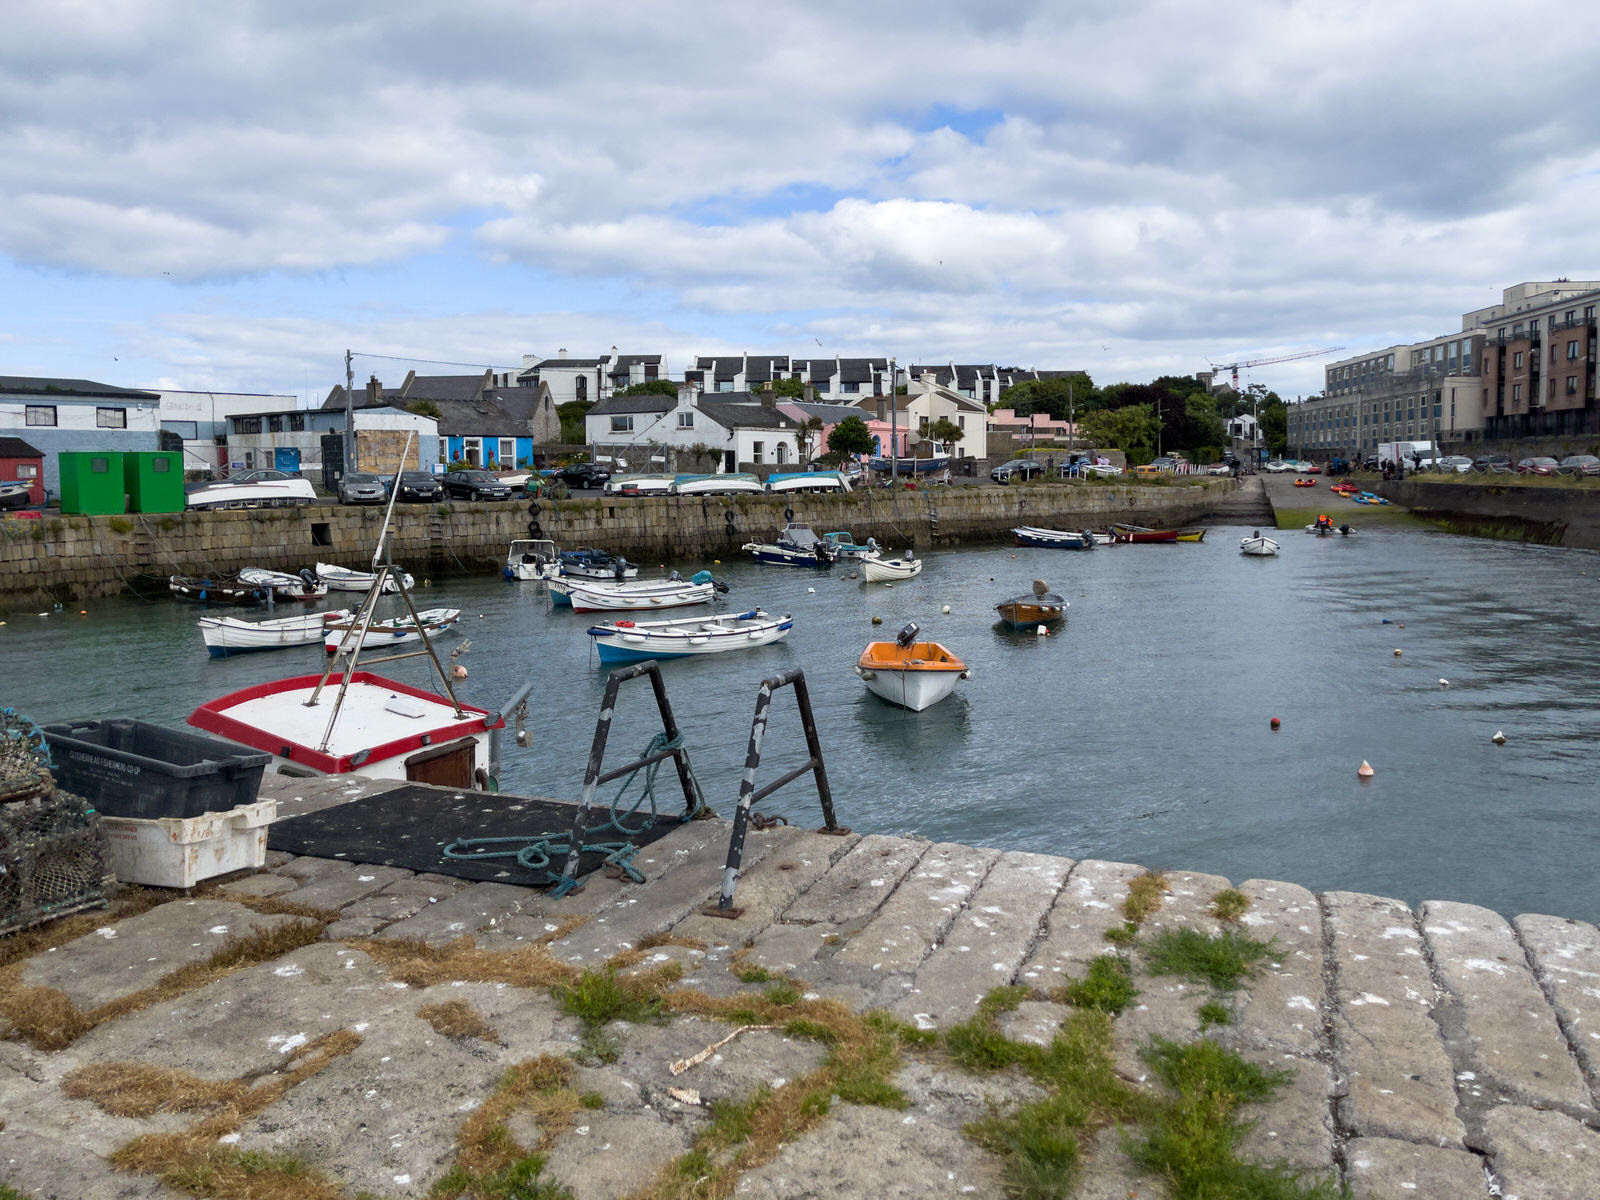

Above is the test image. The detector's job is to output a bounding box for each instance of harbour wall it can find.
[1377,479,1600,549]
[0,481,1229,608]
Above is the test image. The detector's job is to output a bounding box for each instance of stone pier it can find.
[3,773,1597,1199]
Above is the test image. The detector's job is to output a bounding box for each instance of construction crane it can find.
[1209,346,1345,393]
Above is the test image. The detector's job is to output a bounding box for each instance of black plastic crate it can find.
[42,719,271,820]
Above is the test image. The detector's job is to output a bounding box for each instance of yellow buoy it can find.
[1393,649,1402,657]
[1357,760,1374,778]
[871,616,883,625]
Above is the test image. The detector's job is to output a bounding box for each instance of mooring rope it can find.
[441,732,701,892]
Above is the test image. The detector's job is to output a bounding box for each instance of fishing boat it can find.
[995,579,1067,628]
[856,623,968,711]
[824,531,878,559]
[555,547,639,581]
[860,550,922,581]
[1240,533,1279,557]
[1109,524,1179,544]
[324,607,462,654]
[238,567,330,602]
[0,481,33,511]
[585,609,792,664]
[502,538,560,581]
[868,454,950,476]
[1174,528,1207,543]
[743,522,838,567]
[670,472,764,496]
[557,574,724,614]
[169,573,270,605]
[199,609,352,658]
[1012,526,1096,550]
[317,561,415,592]
[767,470,851,494]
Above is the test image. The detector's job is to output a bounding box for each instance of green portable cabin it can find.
[123,450,184,513]
[57,452,127,515]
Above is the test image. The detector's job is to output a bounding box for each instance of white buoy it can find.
[1492,731,1506,745]
[1036,625,1048,636]
[451,664,468,679]
[942,605,951,614]
[1357,760,1374,778]
[1439,678,1449,687]
[806,587,815,594]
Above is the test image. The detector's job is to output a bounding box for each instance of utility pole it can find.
[888,357,898,483]
[344,349,357,476]
[1068,381,1075,457]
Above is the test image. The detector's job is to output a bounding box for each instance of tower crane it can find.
[1209,345,1345,393]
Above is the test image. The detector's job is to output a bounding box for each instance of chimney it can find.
[559,348,567,359]
[365,375,381,405]
[803,383,815,404]
[760,380,776,409]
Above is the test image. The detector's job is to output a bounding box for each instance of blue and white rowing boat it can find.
[742,522,839,567]
[766,470,851,493]
[1012,526,1097,550]
[586,609,792,664]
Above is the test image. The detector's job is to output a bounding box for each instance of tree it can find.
[1079,404,1162,462]
[619,380,678,398]
[926,417,963,453]
[825,415,874,462]
[998,374,1099,420]
[557,400,592,445]
[769,377,807,399]
[1257,391,1289,456]
[794,416,825,463]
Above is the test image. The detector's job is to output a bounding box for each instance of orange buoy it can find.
[1357,760,1374,778]
[1270,717,1281,729]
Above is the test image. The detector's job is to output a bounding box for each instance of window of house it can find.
[1566,311,1576,322]
[1513,351,1523,368]
[716,380,735,392]
[235,417,261,434]
[25,405,56,427]
[1568,376,1579,396]
[96,407,127,429]
[678,412,693,428]
[1513,384,1522,402]
[289,413,305,432]
[957,414,966,430]
[498,438,516,467]
[1568,340,1581,360]
[161,420,198,440]
[610,415,633,433]
[267,415,282,433]
[17,463,38,479]
[752,441,764,463]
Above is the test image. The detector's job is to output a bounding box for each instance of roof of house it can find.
[0,376,161,401]
[785,401,862,423]
[608,354,662,368]
[588,394,675,416]
[427,397,528,436]
[0,436,44,458]
[697,398,789,430]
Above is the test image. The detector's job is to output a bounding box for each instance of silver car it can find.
[337,472,388,505]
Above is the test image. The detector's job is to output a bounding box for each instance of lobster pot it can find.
[0,787,111,936]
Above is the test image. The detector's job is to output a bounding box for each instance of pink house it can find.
[987,408,1080,445]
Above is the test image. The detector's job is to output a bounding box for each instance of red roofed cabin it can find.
[0,437,45,507]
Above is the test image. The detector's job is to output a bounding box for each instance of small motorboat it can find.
[1013,526,1096,550]
[743,522,839,567]
[1240,532,1279,557]
[585,609,792,664]
[502,538,559,581]
[0,481,34,510]
[317,561,415,592]
[856,623,968,711]
[1306,523,1356,536]
[238,567,330,602]
[1174,528,1207,542]
[324,607,462,654]
[860,549,922,581]
[169,573,270,605]
[995,579,1066,628]
[824,531,877,559]
[199,609,352,657]
[557,573,725,613]
[1109,524,1179,544]
[556,547,639,581]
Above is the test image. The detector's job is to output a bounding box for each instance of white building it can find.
[0,375,161,495]
[150,388,296,473]
[584,384,801,473]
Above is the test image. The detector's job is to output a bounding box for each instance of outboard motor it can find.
[299,567,319,593]
[668,569,682,582]
[895,622,920,649]
[612,557,629,582]
[813,541,832,565]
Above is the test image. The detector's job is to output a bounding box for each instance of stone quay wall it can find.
[0,480,1229,608]
[1378,479,1600,549]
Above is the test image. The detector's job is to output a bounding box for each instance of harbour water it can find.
[4,522,1597,921]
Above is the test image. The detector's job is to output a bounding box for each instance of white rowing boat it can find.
[317,561,415,592]
[323,607,461,654]
[199,609,352,657]
[238,567,330,602]
[586,609,792,664]
[860,550,923,581]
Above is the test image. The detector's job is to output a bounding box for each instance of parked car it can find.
[442,469,513,501]
[336,472,389,505]
[1437,455,1474,473]
[395,470,444,502]
[1556,454,1600,477]
[1473,454,1512,473]
[559,462,612,489]
[990,459,1044,484]
[1515,456,1560,476]
[1206,462,1234,475]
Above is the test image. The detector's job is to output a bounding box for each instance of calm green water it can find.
[4,524,1597,920]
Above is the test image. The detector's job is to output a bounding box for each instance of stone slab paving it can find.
[1480,1106,1600,1200]
[276,862,416,911]
[1231,878,1327,1059]
[1016,858,1147,990]
[1343,1137,1489,1199]
[1513,912,1600,1099]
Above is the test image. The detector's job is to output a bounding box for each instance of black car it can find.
[559,462,611,489]
[442,469,513,501]
[395,470,444,502]
[990,459,1044,484]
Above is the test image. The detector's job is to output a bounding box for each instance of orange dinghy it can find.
[855,623,969,711]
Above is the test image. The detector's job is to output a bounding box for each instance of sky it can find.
[4,0,1599,406]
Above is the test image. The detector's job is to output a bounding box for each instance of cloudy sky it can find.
[4,0,1598,404]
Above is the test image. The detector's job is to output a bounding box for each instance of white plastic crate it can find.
[98,798,277,888]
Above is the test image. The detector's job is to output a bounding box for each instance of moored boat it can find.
[995,579,1067,628]
[1109,524,1179,544]
[199,609,352,657]
[169,573,270,605]
[502,538,560,581]
[743,522,838,567]
[1013,526,1096,550]
[323,607,462,654]
[823,531,877,559]
[585,608,792,664]
[860,550,922,581]
[1174,528,1207,543]
[238,566,330,602]
[556,547,639,581]
[1240,532,1279,557]
[560,573,724,613]
[317,561,415,592]
[856,623,968,711]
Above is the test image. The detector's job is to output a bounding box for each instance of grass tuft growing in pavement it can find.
[434,1055,582,1198]
[1209,887,1252,923]
[417,999,502,1044]
[1144,927,1280,992]
[1057,955,1138,1016]
[556,965,665,1026]
[1122,871,1169,924]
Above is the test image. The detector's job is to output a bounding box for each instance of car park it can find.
[336,472,388,505]
[1515,456,1560,476]
[442,469,513,501]
[990,459,1044,484]
[395,470,444,502]
[1556,455,1600,477]
[559,462,612,489]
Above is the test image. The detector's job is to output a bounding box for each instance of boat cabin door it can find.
[404,738,477,788]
